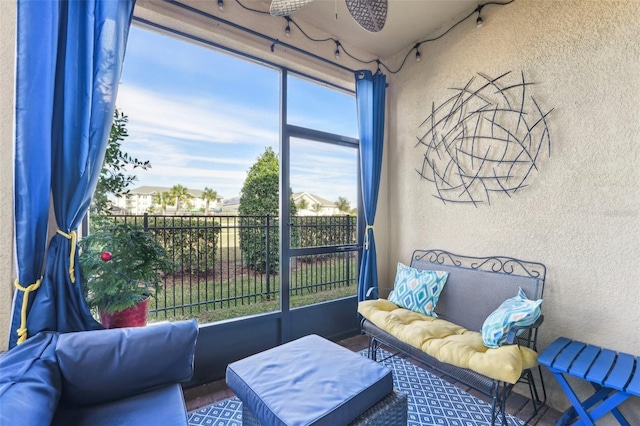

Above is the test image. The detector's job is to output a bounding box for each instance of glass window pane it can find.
[109,26,282,324]
[290,137,358,249]
[287,75,358,137]
[290,253,358,308]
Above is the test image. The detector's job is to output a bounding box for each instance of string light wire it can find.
[233,0,515,74]
[381,0,514,73]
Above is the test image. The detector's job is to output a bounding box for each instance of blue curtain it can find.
[9,0,58,349]
[11,0,136,347]
[355,70,386,302]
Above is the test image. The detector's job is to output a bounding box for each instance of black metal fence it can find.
[102,214,358,319]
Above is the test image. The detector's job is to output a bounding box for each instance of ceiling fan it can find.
[269,0,388,33]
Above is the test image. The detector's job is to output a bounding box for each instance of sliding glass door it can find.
[116,23,362,384]
[287,133,359,309]
[279,72,361,341]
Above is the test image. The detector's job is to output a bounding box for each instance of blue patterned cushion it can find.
[482,288,542,348]
[387,263,449,317]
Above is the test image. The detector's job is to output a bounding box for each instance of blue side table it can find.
[538,337,640,426]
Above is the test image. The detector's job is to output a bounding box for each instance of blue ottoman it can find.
[226,334,406,425]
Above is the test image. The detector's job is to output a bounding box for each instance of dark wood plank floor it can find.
[183,334,562,425]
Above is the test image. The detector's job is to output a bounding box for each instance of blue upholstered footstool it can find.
[226,334,406,426]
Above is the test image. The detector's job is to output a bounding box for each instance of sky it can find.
[116,26,359,206]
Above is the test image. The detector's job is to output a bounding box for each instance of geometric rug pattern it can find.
[188,349,526,426]
[188,397,242,425]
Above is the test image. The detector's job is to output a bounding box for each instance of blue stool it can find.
[539,337,640,426]
[226,334,406,425]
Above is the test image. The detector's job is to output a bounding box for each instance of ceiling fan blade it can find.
[345,0,387,33]
[270,0,315,17]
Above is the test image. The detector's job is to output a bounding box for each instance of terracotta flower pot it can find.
[99,297,150,329]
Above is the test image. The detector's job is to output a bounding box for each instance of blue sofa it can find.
[0,320,198,426]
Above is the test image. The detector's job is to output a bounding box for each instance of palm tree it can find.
[152,191,171,215]
[334,196,351,213]
[202,187,218,215]
[169,184,193,214]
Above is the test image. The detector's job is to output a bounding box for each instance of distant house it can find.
[111,186,222,215]
[221,197,240,215]
[109,205,127,216]
[292,192,341,216]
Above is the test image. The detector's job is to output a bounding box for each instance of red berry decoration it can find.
[101,252,113,261]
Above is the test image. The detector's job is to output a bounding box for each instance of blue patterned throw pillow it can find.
[482,288,543,348]
[387,263,449,317]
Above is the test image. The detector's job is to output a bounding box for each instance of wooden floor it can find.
[183,334,563,425]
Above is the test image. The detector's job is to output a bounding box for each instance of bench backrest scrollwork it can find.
[411,249,546,333]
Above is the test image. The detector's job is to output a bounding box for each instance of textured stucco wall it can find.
[0,1,16,350]
[383,0,640,417]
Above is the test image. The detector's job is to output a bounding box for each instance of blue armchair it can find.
[0,320,198,426]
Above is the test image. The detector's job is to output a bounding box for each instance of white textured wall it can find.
[0,1,16,350]
[383,0,640,418]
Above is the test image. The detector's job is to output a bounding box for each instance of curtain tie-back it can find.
[364,225,374,250]
[57,229,77,283]
[13,278,42,344]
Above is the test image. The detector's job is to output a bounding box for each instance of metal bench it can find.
[538,337,640,425]
[360,249,547,425]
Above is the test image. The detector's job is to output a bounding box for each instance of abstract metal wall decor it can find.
[416,71,553,206]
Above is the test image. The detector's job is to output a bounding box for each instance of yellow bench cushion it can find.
[358,299,538,384]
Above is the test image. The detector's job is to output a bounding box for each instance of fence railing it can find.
[102,214,358,319]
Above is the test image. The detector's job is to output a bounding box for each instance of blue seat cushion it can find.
[226,334,393,426]
[51,384,188,426]
[0,332,61,426]
[56,320,198,406]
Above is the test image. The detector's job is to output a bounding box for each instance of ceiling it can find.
[276,0,479,59]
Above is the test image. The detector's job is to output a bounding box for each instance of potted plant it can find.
[79,222,174,328]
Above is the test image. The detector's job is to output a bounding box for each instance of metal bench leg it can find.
[522,365,547,424]
[499,385,509,426]
[490,381,499,425]
[367,336,382,361]
[489,381,510,426]
[533,365,548,408]
[490,393,499,426]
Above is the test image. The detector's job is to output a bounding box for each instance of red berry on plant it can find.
[101,252,113,261]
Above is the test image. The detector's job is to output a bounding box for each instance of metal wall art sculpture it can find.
[416,71,553,206]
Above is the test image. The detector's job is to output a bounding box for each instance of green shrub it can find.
[292,215,356,249]
[238,148,296,273]
[149,217,220,273]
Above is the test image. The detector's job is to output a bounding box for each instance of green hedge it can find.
[100,215,220,274]
[238,215,279,274]
[148,217,220,273]
[291,215,356,249]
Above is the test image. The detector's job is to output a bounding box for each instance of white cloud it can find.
[116,86,279,146]
[115,85,357,203]
[124,138,254,169]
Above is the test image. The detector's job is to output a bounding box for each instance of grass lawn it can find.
[150,252,357,324]
[150,284,356,324]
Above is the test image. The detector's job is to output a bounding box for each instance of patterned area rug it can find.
[188,349,526,426]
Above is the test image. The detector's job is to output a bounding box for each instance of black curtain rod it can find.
[131,16,356,95]
[162,0,357,74]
